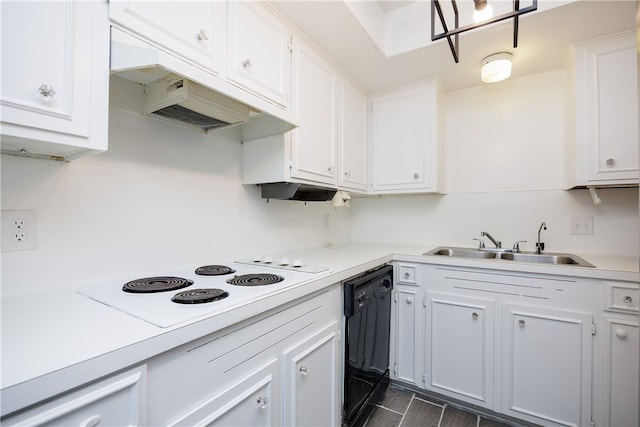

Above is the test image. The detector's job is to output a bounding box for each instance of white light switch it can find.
[570,216,594,235]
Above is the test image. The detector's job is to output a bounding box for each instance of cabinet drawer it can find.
[2,366,146,426]
[604,281,639,313]
[396,263,417,284]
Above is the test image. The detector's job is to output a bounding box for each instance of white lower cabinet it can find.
[2,366,146,426]
[392,284,422,386]
[601,316,639,427]
[424,292,494,408]
[600,280,639,427]
[393,262,602,427]
[282,322,340,427]
[146,285,341,426]
[501,304,592,426]
[169,359,280,427]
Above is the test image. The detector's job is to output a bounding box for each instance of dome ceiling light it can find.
[431,0,538,63]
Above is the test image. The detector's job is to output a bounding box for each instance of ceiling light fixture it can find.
[481,52,512,83]
[431,0,537,63]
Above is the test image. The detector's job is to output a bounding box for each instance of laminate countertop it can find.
[2,242,637,416]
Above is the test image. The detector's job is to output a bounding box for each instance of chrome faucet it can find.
[480,231,501,248]
[536,222,547,254]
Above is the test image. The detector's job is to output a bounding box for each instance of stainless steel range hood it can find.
[110,27,296,137]
[260,182,337,202]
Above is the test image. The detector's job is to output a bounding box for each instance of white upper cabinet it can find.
[369,80,442,194]
[567,31,638,187]
[290,39,337,186]
[109,1,225,74]
[338,80,368,192]
[226,1,291,109]
[0,0,109,160]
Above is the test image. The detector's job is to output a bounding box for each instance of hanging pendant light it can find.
[481,52,513,83]
[431,0,537,63]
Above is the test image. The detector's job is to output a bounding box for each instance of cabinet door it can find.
[283,322,340,427]
[290,41,337,186]
[602,316,639,427]
[338,81,368,192]
[392,285,421,386]
[0,0,109,159]
[576,31,638,185]
[109,1,225,74]
[168,359,280,427]
[501,304,592,426]
[2,366,146,426]
[370,81,439,194]
[226,1,291,108]
[424,292,494,408]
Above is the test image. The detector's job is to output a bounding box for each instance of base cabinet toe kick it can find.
[389,261,639,427]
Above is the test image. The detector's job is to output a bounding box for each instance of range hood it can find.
[144,74,250,131]
[260,182,337,202]
[110,27,296,137]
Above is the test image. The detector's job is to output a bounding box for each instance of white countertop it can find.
[1,242,638,415]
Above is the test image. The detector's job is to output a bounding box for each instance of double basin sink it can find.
[425,247,595,267]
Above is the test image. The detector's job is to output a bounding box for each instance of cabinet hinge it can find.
[287,36,294,53]
[393,290,398,303]
[423,295,427,308]
[422,372,426,384]
[337,330,341,341]
[591,323,597,336]
[392,363,396,375]
[589,417,595,427]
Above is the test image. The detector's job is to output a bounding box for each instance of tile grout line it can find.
[436,403,447,427]
[397,392,416,427]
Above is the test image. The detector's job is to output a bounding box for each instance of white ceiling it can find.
[270,0,637,93]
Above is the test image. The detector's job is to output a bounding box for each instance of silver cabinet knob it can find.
[472,312,479,320]
[623,296,633,304]
[38,84,56,99]
[606,158,616,166]
[413,173,420,179]
[327,166,334,172]
[403,272,410,278]
[257,396,269,409]
[405,296,413,304]
[518,319,525,328]
[242,58,253,68]
[197,29,208,41]
[299,365,309,376]
[615,328,628,339]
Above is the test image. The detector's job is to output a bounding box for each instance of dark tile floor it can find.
[363,385,514,427]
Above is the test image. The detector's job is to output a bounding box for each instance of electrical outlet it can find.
[2,210,37,251]
[570,216,594,235]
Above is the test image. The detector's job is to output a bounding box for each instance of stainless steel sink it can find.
[429,247,499,259]
[498,252,595,267]
[424,246,595,267]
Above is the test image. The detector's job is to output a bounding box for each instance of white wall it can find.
[351,70,639,257]
[0,77,332,297]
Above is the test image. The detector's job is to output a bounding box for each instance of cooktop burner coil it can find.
[195,265,236,276]
[226,273,284,286]
[122,276,193,293]
[171,288,230,304]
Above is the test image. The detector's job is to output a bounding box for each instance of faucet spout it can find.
[480,231,501,248]
[536,222,547,254]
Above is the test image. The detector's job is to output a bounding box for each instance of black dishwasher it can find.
[342,264,394,427]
